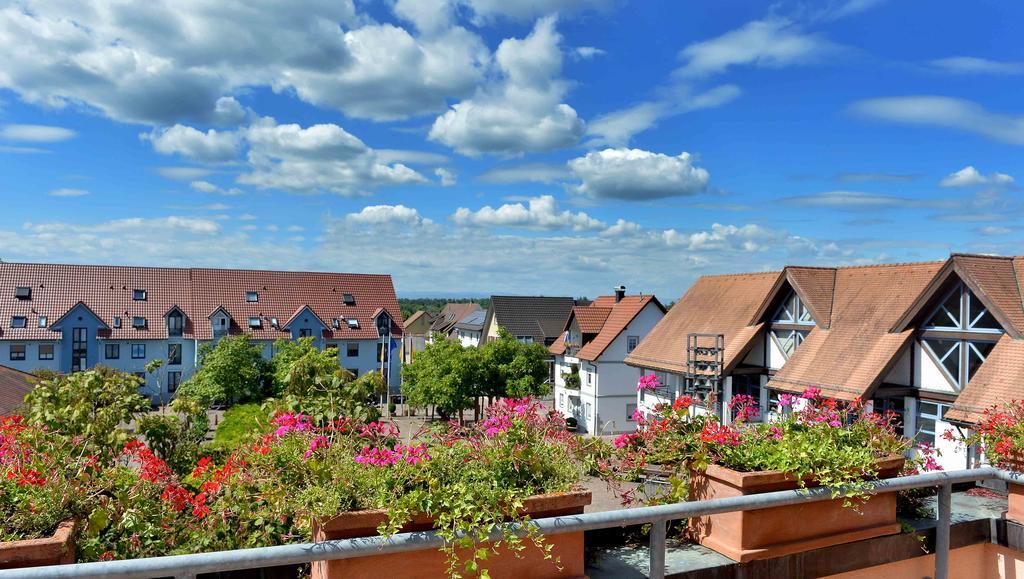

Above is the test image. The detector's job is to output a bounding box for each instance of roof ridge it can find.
[0,261,393,277]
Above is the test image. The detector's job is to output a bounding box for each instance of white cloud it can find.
[585,84,740,145]
[346,205,433,227]
[144,125,239,163]
[850,96,1024,145]
[662,223,782,252]
[675,18,837,79]
[25,216,221,236]
[478,163,569,184]
[939,166,1014,188]
[780,190,930,209]
[0,145,50,154]
[930,57,1024,75]
[568,148,710,200]
[435,167,457,186]
[376,150,450,165]
[601,218,643,237]
[452,195,605,231]
[977,225,1012,236]
[238,214,258,221]
[190,180,243,195]
[429,16,584,156]
[156,167,214,180]
[572,46,605,60]
[237,117,427,196]
[48,188,89,197]
[0,1,491,124]
[0,124,76,142]
[458,0,613,23]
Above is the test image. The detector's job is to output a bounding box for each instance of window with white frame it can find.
[769,290,815,359]
[920,282,1003,391]
[915,401,949,445]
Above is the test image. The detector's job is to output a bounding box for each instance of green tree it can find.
[21,367,149,460]
[270,337,340,396]
[136,396,209,475]
[178,335,268,407]
[401,334,479,420]
[478,327,551,399]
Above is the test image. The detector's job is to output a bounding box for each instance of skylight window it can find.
[332,318,340,329]
[132,316,147,328]
[248,317,262,329]
[133,289,147,301]
[14,287,31,300]
[38,316,47,328]
[270,317,279,328]
[10,316,27,328]
[246,291,259,303]
[343,293,355,305]
[113,316,122,328]
[346,318,359,329]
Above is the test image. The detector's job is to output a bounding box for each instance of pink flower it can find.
[800,387,821,400]
[637,374,660,392]
[303,435,330,459]
[768,425,783,440]
[271,412,313,437]
[778,394,795,407]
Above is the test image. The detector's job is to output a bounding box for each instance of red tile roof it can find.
[573,306,611,333]
[0,364,34,416]
[625,272,779,374]
[575,295,663,361]
[0,263,403,342]
[945,335,1024,424]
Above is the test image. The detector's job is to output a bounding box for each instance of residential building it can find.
[550,286,666,434]
[0,263,404,401]
[451,309,486,347]
[626,254,1024,471]
[0,364,33,415]
[482,296,575,346]
[429,302,482,336]
[403,310,436,337]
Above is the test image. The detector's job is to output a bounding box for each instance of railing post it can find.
[935,482,951,579]
[649,518,666,579]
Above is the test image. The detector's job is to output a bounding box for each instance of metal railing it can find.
[1,467,1020,579]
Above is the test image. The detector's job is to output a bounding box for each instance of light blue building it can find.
[0,263,404,402]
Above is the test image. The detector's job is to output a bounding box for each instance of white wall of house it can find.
[1,340,62,374]
[882,347,912,385]
[766,334,787,370]
[913,342,958,394]
[454,329,481,348]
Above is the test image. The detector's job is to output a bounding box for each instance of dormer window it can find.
[343,293,355,305]
[132,316,147,328]
[769,290,814,360]
[346,318,359,329]
[10,316,27,328]
[113,316,122,328]
[246,291,259,303]
[920,282,1004,391]
[14,287,31,300]
[167,311,184,337]
[133,289,147,301]
[248,317,262,329]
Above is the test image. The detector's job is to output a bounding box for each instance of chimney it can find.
[614,285,626,303]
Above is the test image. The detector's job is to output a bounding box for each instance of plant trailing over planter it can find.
[953,400,1024,467]
[609,387,911,507]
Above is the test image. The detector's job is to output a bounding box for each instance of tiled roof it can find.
[574,306,611,333]
[786,267,837,328]
[625,272,779,374]
[0,263,403,342]
[453,310,486,332]
[0,364,34,416]
[768,261,943,400]
[487,296,575,343]
[575,295,663,361]
[946,335,1024,423]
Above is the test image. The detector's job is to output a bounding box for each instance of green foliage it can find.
[401,336,479,419]
[178,336,269,407]
[269,337,340,396]
[398,298,490,319]
[137,397,209,476]
[210,403,268,452]
[478,328,551,398]
[21,368,149,460]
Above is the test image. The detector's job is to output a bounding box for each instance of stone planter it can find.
[689,456,905,563]
[0,521,76,570]
[311,491,591,579]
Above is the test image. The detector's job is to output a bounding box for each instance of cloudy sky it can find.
[2,0,1022,300]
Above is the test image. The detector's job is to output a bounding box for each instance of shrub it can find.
[137,397,209,476]
[178,336,269,407]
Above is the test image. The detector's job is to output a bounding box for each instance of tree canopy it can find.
[178,335,269,406]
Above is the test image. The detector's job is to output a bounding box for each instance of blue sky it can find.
[1,0,1022,300]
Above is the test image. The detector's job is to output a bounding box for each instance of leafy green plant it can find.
[178,335,269,407]
[137,397,209,476]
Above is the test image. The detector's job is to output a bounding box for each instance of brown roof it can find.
[576,295,663,361]
[625,272,779,374]
[946,335,1024,423]
[0,364,34,416]
[574,306,611,333]
[430,303,482,334]
[485,296,575,344]
[0,263,403,342]
[767,261,943,400]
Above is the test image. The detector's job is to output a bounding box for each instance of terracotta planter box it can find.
[311,491,591,579]
[689,456,905,563]
[1002,460,1024,524]
[0,521,76,570]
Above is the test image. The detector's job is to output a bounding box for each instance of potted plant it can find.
[609,389,909,562]
[953,401,1024,523]
[0,416,94,569]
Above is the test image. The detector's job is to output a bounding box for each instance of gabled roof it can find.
[891,254,1024,338]
[49,301,111,330]
[946,335,1024,424]
[574,295,663,361]
[626,272,779,374]
[767,261,944,400]
[282,305,328,330]
[453,310,486,332]
[0,364,34,416]
[487,295,575,343]
[0,263,403,341]
[430,303,482,334]
[574,306,611,333]
[749,267,836,328]
[208,305,233,320]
